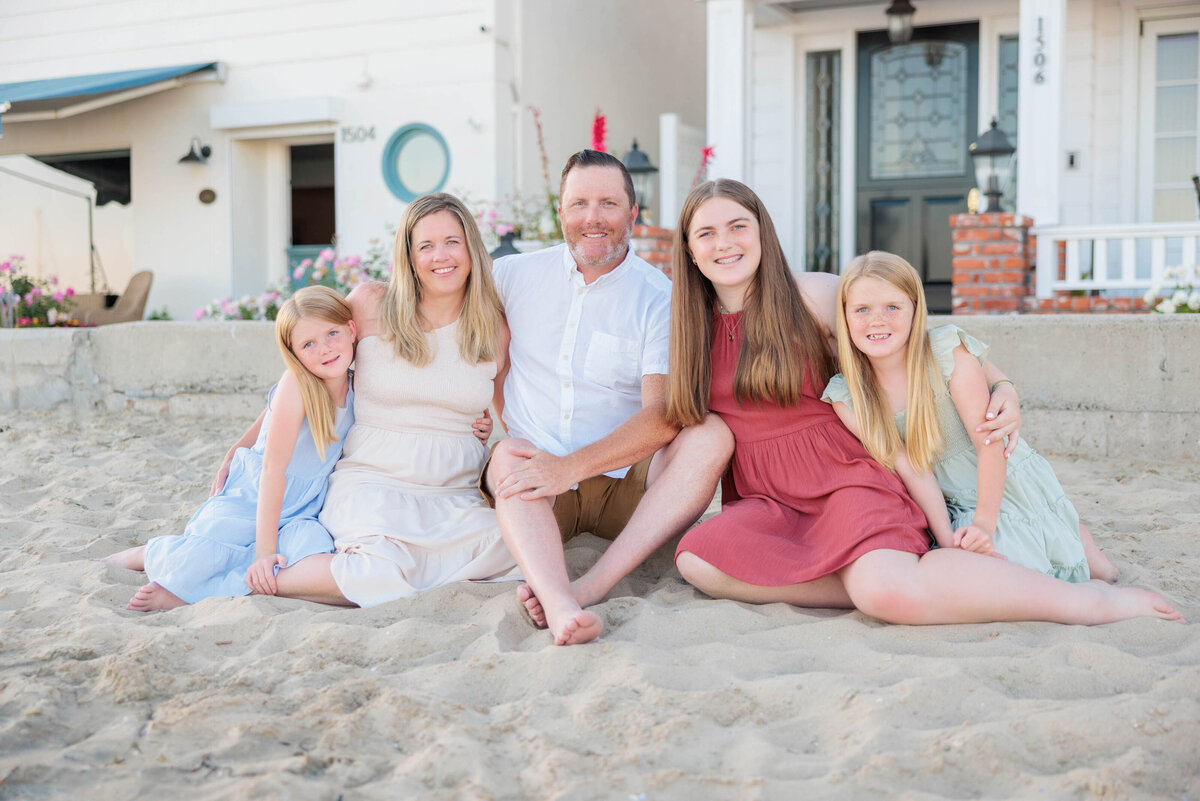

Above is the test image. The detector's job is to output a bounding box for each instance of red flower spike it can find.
[591,110,607,153]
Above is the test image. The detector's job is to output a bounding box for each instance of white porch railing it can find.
[1033,222,1200,298]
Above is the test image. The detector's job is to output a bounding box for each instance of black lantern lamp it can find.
[886,0,916,44]
[620,140,659,225]
[968,118,1016,213]
[179,136,212,165]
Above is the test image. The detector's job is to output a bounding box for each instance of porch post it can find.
[706,0,749,182]
[950,212,1035,315]
[1016,0,1065,226]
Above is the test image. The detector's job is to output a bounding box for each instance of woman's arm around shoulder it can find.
[346,281,386,341]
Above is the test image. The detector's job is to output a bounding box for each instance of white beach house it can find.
[0,0,706,319]
[704,0,1200,311]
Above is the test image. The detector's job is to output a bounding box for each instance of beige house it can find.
[0,0,706,319]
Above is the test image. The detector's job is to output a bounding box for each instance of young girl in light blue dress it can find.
[106,286,358,610]
[822,251,1119,583]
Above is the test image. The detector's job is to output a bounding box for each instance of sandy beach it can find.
[1,407,1197,800]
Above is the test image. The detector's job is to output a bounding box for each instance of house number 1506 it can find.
[1033,17,1047,83]
[341,126,376,143]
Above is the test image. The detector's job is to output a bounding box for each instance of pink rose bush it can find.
[0,255,85,328]
[195,237,393,321]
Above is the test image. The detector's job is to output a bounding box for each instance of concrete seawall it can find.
[3,316,1197,461]
[2,322,278,421]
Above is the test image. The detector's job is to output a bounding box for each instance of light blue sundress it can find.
[823,325,1089,582]
[142,379,355,603]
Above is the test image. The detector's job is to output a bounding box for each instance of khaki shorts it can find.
[480,444,652,542]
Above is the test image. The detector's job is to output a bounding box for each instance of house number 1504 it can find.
[341,126,376,143]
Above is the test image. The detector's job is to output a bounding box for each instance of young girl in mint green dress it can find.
[822,250,1118,583]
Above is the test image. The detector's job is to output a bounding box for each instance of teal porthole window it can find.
[381,123,451,201]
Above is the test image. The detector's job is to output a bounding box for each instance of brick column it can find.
[949,213,1035,314]
[632,225,675,279]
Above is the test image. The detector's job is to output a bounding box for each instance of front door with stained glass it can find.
[856,23,979,313]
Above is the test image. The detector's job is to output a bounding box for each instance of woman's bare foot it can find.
[516,584,547,628]
[553,610,604,646]
[103,545,146,572]
[1092,582,1183,624]
[126,582,186,612]
[1078,525,1119,583]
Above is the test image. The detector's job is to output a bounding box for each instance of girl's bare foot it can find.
[103,545,146,572]
[516,584,547,628]
[1093,582,1183,624]
[1088,555,1120,584]
[126,582,186,612]
[1079,524,1119,583]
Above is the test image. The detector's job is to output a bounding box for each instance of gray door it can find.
[856,23,979,313]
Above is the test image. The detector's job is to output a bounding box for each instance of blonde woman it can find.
[273,193,518,607]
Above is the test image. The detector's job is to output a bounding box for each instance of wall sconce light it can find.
[620,139,659,225]
[886,0,916,44]
[179,136,211,165]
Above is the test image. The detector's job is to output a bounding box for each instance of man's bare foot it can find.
[1094,583,1183,624]
[516,584,547,628]
[553,610,604,646]
[103,545,146,572]
[126,582,186,612]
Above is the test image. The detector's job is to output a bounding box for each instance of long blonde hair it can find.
[667,179,835,427]
[378,193,503,365]
[835,251,943,472]
[274,285,354,460]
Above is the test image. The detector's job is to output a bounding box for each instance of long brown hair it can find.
[378,193,503,366]
[274,285,354,459]
[835,251,943,472]
[667,179,835,427]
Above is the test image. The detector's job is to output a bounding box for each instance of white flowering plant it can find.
[1143,266,1200,314]
[193,290,283,322]
[461,192,562,253]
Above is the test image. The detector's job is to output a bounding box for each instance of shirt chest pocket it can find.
[583,332,640,388]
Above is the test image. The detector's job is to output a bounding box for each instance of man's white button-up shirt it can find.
[493,243,672,479]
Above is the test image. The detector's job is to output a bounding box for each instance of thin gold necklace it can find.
[715,301,742,340]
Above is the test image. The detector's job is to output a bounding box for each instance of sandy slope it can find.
[1,409,1196,800]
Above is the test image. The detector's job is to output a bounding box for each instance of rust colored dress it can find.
[675,312,930,585]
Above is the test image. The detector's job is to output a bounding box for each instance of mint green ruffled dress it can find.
[823,325,1089,582]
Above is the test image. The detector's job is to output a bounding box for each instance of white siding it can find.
[1088,0,1125,224]
[1061,0,1096,225]
[750,28,795,260]
[515,0,707,228]
[0,2,488,81]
